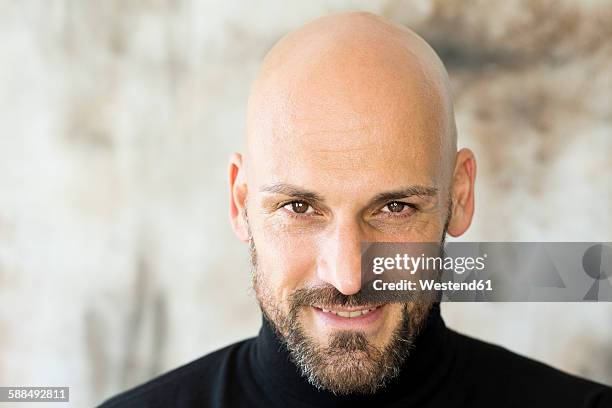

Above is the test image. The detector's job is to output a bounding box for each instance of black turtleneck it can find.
[100,306,612,407]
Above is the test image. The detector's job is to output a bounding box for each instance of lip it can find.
[316,305,382,312]
[311,304,385,329]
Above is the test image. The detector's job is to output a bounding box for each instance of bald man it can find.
[101,12,612,408]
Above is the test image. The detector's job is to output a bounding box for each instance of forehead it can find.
[247,112,444,202]
[246,79,446,198]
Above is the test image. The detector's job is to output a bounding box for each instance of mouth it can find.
[310,304,386,329]
[316,305,380,318]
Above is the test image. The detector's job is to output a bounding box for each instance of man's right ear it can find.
[228,153,250,242]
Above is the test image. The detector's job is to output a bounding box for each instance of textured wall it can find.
[0,1,610,406]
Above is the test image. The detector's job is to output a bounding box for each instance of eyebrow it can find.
[260,183,438,205]
[369,186,439,206]
[260,183,326,202]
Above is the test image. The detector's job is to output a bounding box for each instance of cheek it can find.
[252,220,320,303]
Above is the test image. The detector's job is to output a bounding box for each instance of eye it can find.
[381,201,414,214]
[283,201,314,215]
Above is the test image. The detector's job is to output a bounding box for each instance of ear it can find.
[447,148,477,237]
[228,153,250,242]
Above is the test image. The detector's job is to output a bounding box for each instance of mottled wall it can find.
[0,1,610,406]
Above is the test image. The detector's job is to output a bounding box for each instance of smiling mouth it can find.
[314,305,381,318]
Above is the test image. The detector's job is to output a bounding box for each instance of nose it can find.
[316,220,363,295]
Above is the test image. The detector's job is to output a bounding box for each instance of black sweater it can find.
[100,307,612,407]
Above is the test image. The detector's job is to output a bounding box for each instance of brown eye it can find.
[292,202,308,213]
[385,201,405,213]
[284,201,313,214]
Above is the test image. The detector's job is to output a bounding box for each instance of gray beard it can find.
[245,204,448,394]
[249,238,432,395]
[275,300,415,395]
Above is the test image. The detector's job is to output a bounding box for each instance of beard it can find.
[246,199,450,395]
[249,238,436,395]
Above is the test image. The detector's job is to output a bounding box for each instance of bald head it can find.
[245,11,457,181]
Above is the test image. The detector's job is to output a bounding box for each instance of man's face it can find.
[242,76,452,393]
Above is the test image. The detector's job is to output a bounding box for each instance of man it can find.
[101,12,612,407]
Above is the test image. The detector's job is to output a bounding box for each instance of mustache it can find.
[289,280,430,310]
[289,285,381,311]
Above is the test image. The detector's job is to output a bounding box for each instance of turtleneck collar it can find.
[250,304,456,407]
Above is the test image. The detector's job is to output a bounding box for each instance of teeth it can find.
[319,307,377,318]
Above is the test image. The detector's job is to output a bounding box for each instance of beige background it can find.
[0,1,611,407]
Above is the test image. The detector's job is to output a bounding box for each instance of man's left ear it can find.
[447,148,477,237]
